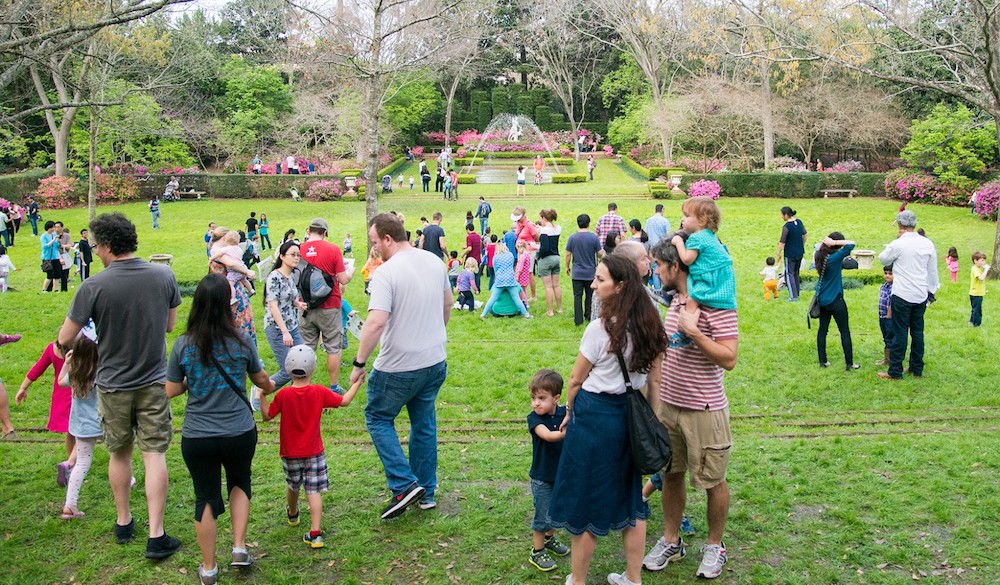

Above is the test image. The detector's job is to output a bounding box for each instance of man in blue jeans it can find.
[877,210,940,380]
[351,213,452,519]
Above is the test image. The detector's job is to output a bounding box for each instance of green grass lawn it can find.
[1,193,998,584]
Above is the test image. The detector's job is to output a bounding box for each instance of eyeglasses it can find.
[286,252,301,257]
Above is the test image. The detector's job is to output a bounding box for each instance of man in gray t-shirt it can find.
[350,213,452,520]
[58,212,182,558]
[564,213,602,327]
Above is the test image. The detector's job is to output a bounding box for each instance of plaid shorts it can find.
[281,452,329,495]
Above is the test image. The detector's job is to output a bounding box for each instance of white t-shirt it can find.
[578,319,648,395]
[286,155,296,169]
[760,266,778,280]
[369,246,450,373]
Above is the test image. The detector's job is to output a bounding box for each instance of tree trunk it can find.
[991,118,1000,279]
[760,58,774,169]
[650,85,672,163]
[444,74,462,150]
[88,109,98,221]
[363,12,384,227]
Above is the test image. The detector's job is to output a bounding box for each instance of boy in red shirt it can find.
[259,345,361,548]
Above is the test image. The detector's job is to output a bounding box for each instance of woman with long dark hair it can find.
[814,232,859,370]
[776,206,807,301]
[166,274,274,583]
[262,241,307,394]
[550,254,668,585]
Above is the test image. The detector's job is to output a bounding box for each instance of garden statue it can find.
[507,118,523,142]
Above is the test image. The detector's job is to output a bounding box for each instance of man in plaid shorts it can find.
[261,345,360,548]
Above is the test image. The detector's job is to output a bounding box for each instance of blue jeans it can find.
[479,217,488,235]
[531,479,554,532]
[29,215,38,236]
[264,324,303,389]
[365,360,447,497]
[0,230,9,246]
[260,232,271,250]
[970,295,983,327]
[889,296,927,378]
[151,210,160,228]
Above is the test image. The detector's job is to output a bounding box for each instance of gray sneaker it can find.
[696,542,727,579]
[643,536,685,571]
[198,565,218,585]
[607,572,640,585]
[529,548,557,572]
[230,549,253,567]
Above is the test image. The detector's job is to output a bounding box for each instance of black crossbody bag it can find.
[615,351,672,475]
[209,353,253,412]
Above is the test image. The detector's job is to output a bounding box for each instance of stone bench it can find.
[820,189,856,198]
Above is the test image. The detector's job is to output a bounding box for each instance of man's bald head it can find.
[614,240,650,275]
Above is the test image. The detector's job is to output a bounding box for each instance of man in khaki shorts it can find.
[58,213,182,558]
[299,218,355,394]
[644,234,739,580]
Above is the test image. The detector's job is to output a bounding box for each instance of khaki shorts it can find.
[300,307,344,354]
[536,254,560,277]
[658,403,731,489]
[98,383,173,454]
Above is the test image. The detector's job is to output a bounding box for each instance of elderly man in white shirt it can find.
[877,210,940,380]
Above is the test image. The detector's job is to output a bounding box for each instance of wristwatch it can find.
[352,358,366,368]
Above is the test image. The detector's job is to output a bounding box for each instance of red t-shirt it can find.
[486,243,497,267]
[465,232,482,262]
[268,383,344,458]
[515,220,539,251]
[300,238,346,309]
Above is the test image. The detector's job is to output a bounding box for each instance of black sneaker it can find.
[145,533,181,559]
[381,484,426,520]
[114,518,135,544]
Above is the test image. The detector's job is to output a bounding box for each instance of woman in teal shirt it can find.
[258,214,271,251]
[814,232,857,370]
[40,220,62,292]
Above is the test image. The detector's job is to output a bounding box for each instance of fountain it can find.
[461,114,564,184]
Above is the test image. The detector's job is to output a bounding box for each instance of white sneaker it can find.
[643,537,685,571]
[696,542,727,579]
[249,386,261,412]
[607,572,640,585]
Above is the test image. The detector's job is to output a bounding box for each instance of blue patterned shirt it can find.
[878,282,892,318]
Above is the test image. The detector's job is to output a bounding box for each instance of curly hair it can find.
[89,213,138,256]
[598,254,667,373]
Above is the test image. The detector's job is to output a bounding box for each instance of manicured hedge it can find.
[551,174,587,183]
[801,268,884,286]
[621,155,650,179]
[0,168,54,200]
[454,155,574,166]
[456,174,477,184]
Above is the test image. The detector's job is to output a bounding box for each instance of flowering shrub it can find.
[411,146,424,157]
[603,144,614,156]
[688,179,721,199]
[456,149,467,158]
[424,131,457,144]
[559,148,572,157]
[306,179,345,202]
[35,176,79,209]
[883,169,970,207]
[771,156,808,172]
[96,175,140,202]
[973,181,1000,219]
[830,160,864,173]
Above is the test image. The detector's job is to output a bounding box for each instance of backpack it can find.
[242,245,257,269]
[298,261,335,309]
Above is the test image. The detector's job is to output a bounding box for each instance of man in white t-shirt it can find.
[644,235,739,580]
[351,213,452,520]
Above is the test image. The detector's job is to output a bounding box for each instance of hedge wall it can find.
[453,154,574,165]
[676,172,887,198]
[551,174,587,183]
[0,168,54,200]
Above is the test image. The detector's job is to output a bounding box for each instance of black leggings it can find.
[817,295,853,366]
[181,428,257,521]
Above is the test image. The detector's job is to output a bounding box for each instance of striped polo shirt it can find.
[660,298,739,411]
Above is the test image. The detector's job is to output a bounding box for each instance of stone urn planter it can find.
[149,254,173,267]
[853,249,876,270]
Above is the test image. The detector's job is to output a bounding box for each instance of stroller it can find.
[381,174,393,193]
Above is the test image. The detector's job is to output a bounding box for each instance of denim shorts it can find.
[530,478,555,532]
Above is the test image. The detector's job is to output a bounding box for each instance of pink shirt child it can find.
[946,255,959,283]
[25,343,71,433]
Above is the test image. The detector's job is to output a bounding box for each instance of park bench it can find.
[177,190,205,200]
[819,189,857,198]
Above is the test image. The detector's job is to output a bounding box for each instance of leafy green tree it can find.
[900,103,998,186]
[216,56,292,157]
[384,80,445,143]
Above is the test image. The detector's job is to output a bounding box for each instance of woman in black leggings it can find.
[166,274,274,583]
[814,232,859,370]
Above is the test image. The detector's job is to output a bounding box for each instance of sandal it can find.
[61,508,85,520]
[0,430,16,441]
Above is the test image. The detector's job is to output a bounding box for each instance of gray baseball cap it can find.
[308,217,329,233]
[284,345,317,377]
[895,210,917,227]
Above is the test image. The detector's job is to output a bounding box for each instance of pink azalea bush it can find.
[972,181,1000,219]
[772,156,808,172]
[688,179,721,199]
[411,146,424,157]
[96,175,141,202]
[35,176,79,209]
[603,144,614,156]
[306,179,345,202]
[830,160,865,172]
[883,169,970,207]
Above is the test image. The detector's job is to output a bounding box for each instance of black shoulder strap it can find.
[614,351,634,392]
[209,352,253,411]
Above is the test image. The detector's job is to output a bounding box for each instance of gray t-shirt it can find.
[565,231,602,280]
[67,258,181,390]
[368,246,449,373]
[166,334,259,438]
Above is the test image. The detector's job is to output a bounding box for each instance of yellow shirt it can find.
[970,265,987,296]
